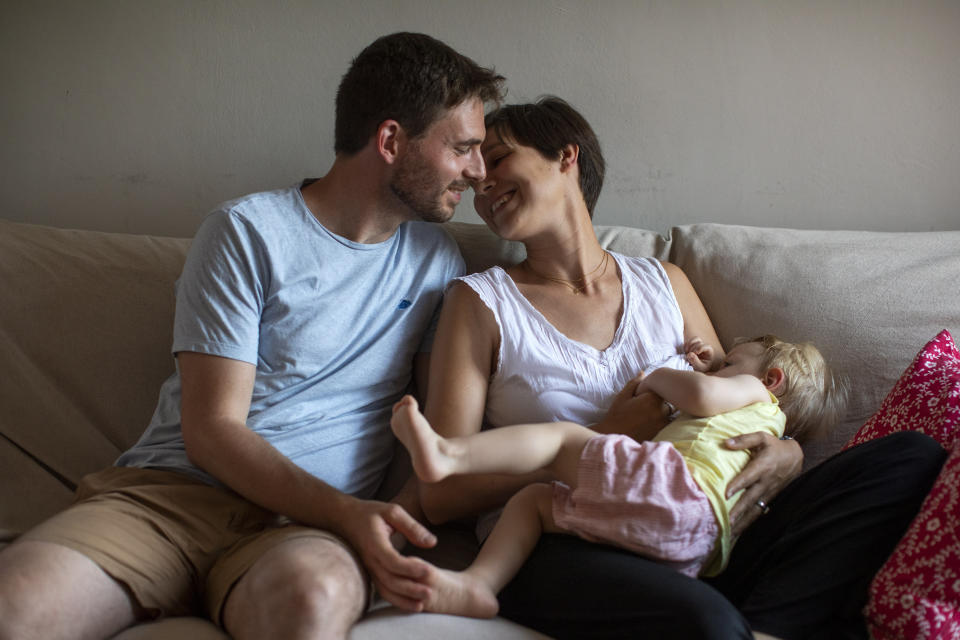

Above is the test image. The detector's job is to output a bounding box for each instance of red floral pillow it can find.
[844,330,960,639]
[866,446,960,639]
[845,329,960,451]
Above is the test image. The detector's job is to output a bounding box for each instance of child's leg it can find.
[391,395,594,485]
[468,483,563,591]
[422,483,560,618]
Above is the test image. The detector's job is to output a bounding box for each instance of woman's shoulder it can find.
[437,273,502,354]
[456,264,509,285]
[453,265,513,299]
[446,265,528,333]
[445,272,498,312]
[610,251,663,267]
[611,252,673,281]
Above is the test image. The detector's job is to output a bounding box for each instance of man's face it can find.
[390,98,486,223]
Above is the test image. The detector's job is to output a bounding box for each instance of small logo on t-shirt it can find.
[397,299,412,310]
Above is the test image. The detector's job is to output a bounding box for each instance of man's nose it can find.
[464,148,486,183]
[471,169,496,195]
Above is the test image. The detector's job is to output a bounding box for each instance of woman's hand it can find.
[725,433,803,537]
[594,374,670,441]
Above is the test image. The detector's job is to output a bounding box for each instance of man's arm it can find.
[177,351,436,610]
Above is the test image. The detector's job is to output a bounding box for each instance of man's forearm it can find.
[184,417,357,535]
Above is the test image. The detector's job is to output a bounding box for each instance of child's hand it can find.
[684,337,714,372]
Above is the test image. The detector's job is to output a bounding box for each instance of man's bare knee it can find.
[225,537,367,640]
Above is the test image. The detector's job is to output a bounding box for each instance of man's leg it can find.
[0,540,139,640]
[0,466,232,639]
[709,431,947,640]
[213,529,369,640]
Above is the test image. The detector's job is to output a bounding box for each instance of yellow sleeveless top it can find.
[653,391,785,575]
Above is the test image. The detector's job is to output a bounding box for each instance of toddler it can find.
[391,335,847,617]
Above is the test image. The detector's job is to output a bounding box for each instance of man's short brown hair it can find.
[335,32,505,155]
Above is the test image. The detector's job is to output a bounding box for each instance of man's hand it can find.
[726,433,803,537]
[387,475,426,550]
[594,374,670,441]
[337,497,438,612]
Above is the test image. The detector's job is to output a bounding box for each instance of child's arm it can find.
[637,368,770,418]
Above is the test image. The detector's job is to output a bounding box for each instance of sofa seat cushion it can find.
[107,606,551,640]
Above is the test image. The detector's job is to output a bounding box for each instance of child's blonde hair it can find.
[734,335,848,443]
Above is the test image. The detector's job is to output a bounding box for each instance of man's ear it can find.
[558,143,580,173]
[763,367,786,395]
[376,120,403,165]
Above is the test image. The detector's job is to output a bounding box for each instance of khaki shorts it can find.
[21,466,367,625]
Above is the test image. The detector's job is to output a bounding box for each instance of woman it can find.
[419,97,944,639]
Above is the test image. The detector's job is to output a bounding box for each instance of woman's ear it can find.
[763,367,786,395]
[558,143,580,172]
[376,120,403,164]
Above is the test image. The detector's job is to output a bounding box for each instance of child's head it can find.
[731,335,848,443]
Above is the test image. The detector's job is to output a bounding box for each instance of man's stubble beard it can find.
[389,148,459,224]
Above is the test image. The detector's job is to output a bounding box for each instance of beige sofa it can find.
[1,217,958,639]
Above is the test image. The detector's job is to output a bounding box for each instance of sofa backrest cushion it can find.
[5,218,956,537]
[669,223,960,468]
[0,220,189,535]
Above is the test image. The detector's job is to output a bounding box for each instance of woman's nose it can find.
[472,173,495,194]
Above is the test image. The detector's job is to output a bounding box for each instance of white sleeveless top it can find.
[457,253,691,430]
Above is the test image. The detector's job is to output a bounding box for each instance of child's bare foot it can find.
[422,567,500,619]
[390,395,457,482]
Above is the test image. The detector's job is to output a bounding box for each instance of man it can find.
[0,32,504,640]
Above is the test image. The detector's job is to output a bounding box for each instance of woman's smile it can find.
[490,190,516,215]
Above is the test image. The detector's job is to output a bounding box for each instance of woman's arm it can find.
[661,262,724,370]
[591,374,671,441]
[419,282,552,524]
[726,434,803,535]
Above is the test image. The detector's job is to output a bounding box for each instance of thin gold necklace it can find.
[523,251,610,295]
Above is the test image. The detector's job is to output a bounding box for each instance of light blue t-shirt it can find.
[116,183,465,498]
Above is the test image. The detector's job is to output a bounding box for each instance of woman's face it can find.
[472,129,566,240]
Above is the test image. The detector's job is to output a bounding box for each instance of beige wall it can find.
[2,0,958,238]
